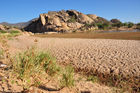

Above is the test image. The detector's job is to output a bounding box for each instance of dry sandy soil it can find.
[0,34,140,92]
[8,35,140,78]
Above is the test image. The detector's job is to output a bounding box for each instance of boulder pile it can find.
[24,10,109,33]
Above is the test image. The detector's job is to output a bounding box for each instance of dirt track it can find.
[8,35,140,78]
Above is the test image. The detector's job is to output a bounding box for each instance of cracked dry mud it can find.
[8,35,140,78]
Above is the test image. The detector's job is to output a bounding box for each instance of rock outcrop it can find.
[0,25,5,30]
[24,10,110,33]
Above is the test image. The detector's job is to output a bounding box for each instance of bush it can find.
[87,75,99,83]
[12,47,60,89]
[60,65,75,87]
[9,30,20,36]
[112,22,123,28]
[136,23,140,29]
[127,22,134,28]
[0,49,4,59]
[84,23,96,28]
[123,22,128,26]
[97,23,110,30]
[0,30,7,33]
[67,16,76,23]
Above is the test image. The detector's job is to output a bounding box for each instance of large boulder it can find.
[78,13,93,24]
[67,22,83,29]
[52,17,62,26]
[40,14,47,26]
[87,14,98,20]
[0,25,5,30]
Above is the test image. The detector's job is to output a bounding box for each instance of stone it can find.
[24,10,110,33]
[53,17,62,26]
[40,14,46,26]
[67,22,83,29]
[87,14,98,20]
[0,25,5,30]
[78,13,93,24]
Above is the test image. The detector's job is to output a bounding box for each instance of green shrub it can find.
[67,16,76,23]
[136,23,140,29]
[123,22,128,26]
[127,22,134,28]
[84,23,96,28]
[60,66,75,87]
[12,47,60,89]
[10,30,20,34]
[9,30,20,36]
[97,23,110,30]
[0,30,7,33]
[87,75,99,83]
[112,22,123,28]
[0,49,4,59]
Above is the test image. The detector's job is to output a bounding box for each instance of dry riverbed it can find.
[0,34,140,92]
[8,35,140,78]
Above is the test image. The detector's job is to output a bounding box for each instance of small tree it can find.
[112,22,123,28]
[97,23,110,30]
[136,23,140,29]
[123,22,128,26]
[128,22,134,28]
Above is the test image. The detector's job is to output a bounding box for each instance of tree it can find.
[97,23,110,30]
[110,19,121,24]
[136,23,140,29]
[123,22,128,26]
[127,22,134,28]
[112,22,123,28]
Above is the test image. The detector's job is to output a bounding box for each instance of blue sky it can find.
[0,0,140,23]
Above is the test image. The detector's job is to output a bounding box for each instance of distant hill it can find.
[0,18,38,29]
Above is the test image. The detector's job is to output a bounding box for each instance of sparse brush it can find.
[87,75,99,83]
[60,65,75,87]
[0,30,7,33]
[11,47,60,89]
[9,30,21,37]
[0,49,4,59]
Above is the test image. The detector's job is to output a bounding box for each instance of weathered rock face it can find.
[87,14,98,20]
[78,13,93,24]
[24,10,109,33]
[0,25,5,30]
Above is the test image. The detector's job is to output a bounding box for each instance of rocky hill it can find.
[24,10,111,33]
[0,18,38,29]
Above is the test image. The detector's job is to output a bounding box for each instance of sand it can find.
[8,35,140,78]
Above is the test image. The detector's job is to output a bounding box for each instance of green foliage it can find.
[84,23,96,28]
[112,22,123,28]
[122,22,128,26]
[97,23,110,30]
[137,23,140,25]
[0,49,4,59]
[0,30,20,37]
[60,66,75,87]
[87,75,99,83]
[127,22,134,28]
[12,47,60,89]
[10,30,20,34]
[0,30,7,33]
[67,16,76,23]
[9,30,20,36]
[136,23,140,29]
[97,23,104,29]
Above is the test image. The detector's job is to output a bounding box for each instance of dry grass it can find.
[34,32,140,40]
